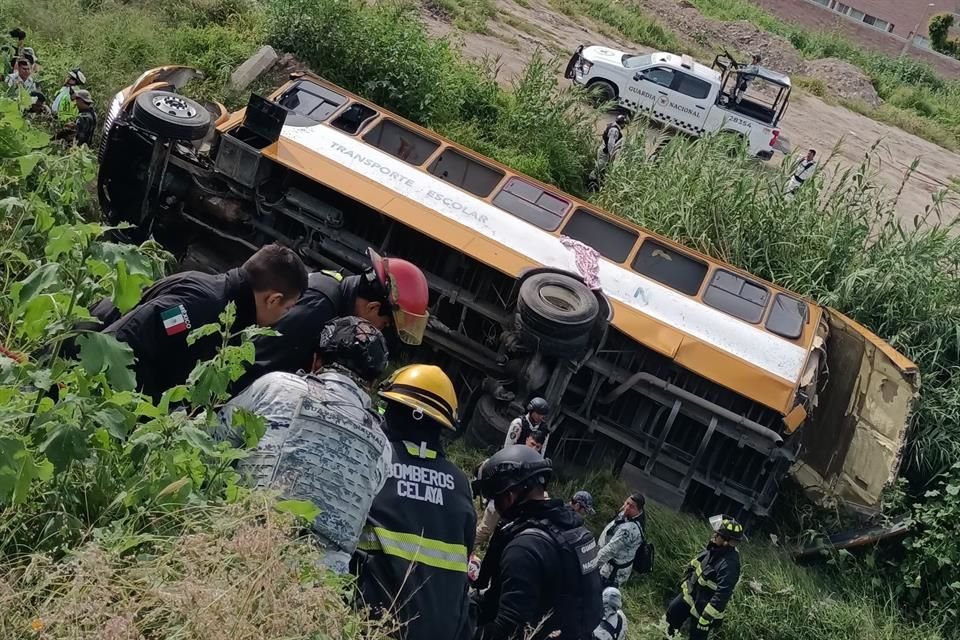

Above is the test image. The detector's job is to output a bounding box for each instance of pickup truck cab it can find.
[565,47,791,160]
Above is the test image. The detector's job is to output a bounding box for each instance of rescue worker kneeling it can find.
[219,316,391,574]
[472,445,602,640]
[666,517,744,639]
[354,365,476,640]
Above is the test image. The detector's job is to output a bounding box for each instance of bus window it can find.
[428,148,505,197]
[363,120,440,166]
[766,293,807,339]
[278,81,346,124]
[332,103,378,134]
[492,178,569,231]
[562,208,638,263]
[632,238,707,295]
[703,269,769,324]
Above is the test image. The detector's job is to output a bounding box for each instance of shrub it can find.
[928,13,960,57]
[266,0,596,193]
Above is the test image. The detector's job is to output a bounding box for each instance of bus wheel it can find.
[463,394,509,451]
[133,90,212,141]
[518,272,599,340]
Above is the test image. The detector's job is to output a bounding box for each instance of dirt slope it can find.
[424,0,960,222]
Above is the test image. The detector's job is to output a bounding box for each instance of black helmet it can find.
[711,515,745,542]
[526,397,550,416]
[472,445,552,500]
[315,316,389,382]
[615,114,628,126]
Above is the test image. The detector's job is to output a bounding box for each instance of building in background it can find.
[807,0,958,45]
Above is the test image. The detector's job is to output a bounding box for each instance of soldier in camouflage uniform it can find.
[219,316,391,574]
[596,492,647,587]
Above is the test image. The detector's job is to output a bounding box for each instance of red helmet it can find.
[367,248,429,345]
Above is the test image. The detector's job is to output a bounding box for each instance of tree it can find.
[928,13,959,57]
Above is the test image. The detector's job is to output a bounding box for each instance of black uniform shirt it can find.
[101,268,256,399]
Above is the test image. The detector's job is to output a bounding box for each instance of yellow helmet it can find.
[379,364,459,431]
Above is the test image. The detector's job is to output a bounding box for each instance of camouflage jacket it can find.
[596,513,645,586]
[220,370,392,574]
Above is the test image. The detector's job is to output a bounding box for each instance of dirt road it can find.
[424,0,960,222]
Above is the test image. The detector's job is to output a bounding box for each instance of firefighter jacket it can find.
[236,271,361,390]
[356,437,476,640]
[219,369,391,574]
[596,512,645,586]
[475,499,603,640]
[680,543,741,626]
[98,268,256,400]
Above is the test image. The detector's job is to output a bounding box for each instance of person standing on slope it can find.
[666,517,744,639]
[596,492,647,588]
[355,364,476,640]
[472,445,603,640]
[593,587,628,640]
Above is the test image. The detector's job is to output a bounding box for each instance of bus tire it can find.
[586,79,617,107]
[518,272,599,339]
[133,90,212,141]
[463,394,508,451]
[517,315,593,359]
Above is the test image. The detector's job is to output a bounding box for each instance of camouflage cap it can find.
[72,89,94,105]
[571,490,596,514]
[315,316,389,383]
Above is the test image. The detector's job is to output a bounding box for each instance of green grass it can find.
[792,75,828,98]
[840,100,960,151]
[683,0,960,150]
[546,0,682,51]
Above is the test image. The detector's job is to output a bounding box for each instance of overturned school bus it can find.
[98,66,919,519]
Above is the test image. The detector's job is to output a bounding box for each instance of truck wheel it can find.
[518,272,599,339]
[586,79,617,107]
[463,394,509,452]
[133,90,212,141]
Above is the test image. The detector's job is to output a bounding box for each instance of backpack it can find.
[598,613,624,640]
[610,520,655,576]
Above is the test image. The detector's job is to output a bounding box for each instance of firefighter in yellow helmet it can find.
[354,364,477,640]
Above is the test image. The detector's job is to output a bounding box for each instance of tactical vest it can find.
[356,439,476,640]
[240,375,388,571]
[481,515,603,640]
[515,414,540,444]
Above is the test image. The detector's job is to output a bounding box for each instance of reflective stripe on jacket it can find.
[680,545,741,624]
[356,439,476,640]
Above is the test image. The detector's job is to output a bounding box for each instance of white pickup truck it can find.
[565,47,791,160]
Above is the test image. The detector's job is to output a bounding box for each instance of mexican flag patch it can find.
[160,305,191,336]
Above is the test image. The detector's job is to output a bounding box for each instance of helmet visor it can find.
[392,307,428,346]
